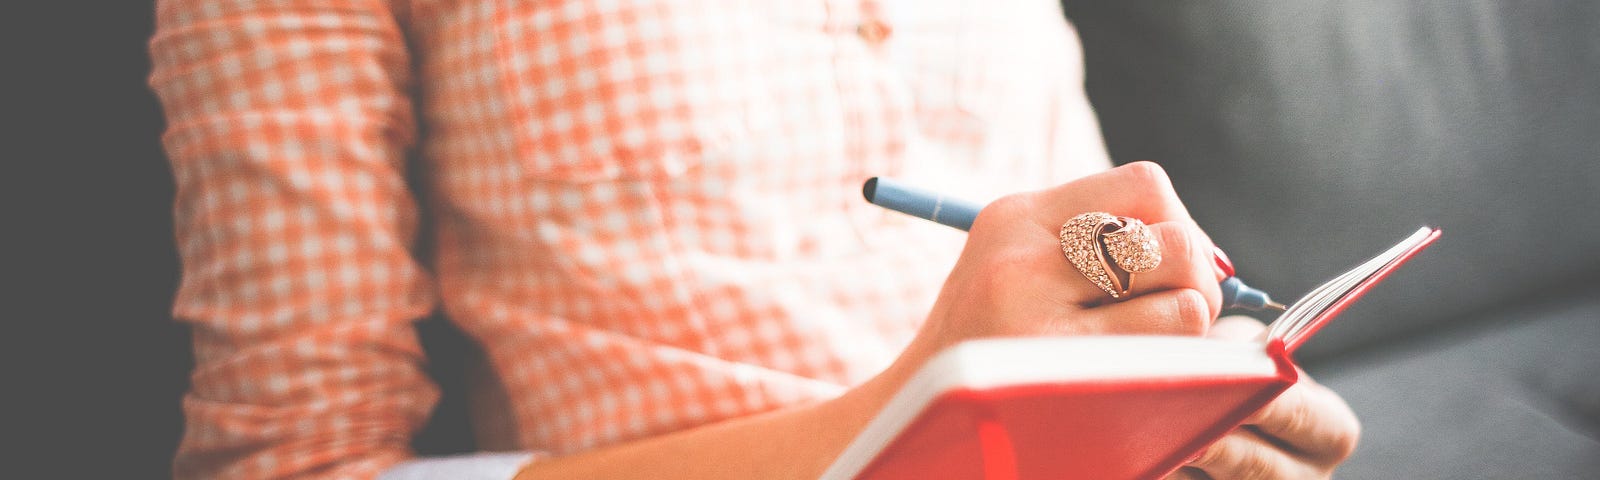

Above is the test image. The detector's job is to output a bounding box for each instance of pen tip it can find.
[862,177,879,203]
[1267,301,1288,311]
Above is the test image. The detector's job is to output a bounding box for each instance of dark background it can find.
[16,2,188,478]
[15,3,476,478]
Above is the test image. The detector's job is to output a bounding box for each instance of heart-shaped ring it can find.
[1059,212,1162,299]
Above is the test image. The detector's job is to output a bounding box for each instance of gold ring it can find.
[1059,212,1162,299]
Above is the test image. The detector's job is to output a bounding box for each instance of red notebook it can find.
[821,227,1442,480]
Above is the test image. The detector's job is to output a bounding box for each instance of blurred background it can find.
[15,2,189,478]
[1061,2,1599,477]
[16,1,1597,478]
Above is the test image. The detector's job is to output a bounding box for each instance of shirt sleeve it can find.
[149,0,441,477]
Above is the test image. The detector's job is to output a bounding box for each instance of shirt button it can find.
[857,19,892,44]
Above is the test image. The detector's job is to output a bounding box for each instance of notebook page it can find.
[1264,227,1440,344]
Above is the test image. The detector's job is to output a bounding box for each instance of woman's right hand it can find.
[514,162,1231,480]
[889,161,1228,377]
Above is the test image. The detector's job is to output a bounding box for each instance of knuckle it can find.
[1159,223,1200,273]
[984,193,1032,220]
[970,193,1031,235]
[1170,288,1210,335]
[1118,161,1175,194]
[966,192,1043,238]
[1235,450,1276,480]
[1153,223,1218,302]
[1174,223,1224,317]
[1283,394,1315,438]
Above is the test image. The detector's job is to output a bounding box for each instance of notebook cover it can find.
[846,228,1440,479]
[853,341,1297,480]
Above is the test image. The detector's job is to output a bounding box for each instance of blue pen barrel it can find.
[863,177,984,231]
[1220,277,1275,310]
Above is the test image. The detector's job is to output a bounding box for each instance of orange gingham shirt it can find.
[149,0,1110,477]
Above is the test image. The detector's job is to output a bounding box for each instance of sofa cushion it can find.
[1061,1,1600,358]
[1305,287,1600,478]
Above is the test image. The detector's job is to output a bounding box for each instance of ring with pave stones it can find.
[1059,212,1162,299]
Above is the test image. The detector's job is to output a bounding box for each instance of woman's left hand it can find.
[1166,316,1362,480]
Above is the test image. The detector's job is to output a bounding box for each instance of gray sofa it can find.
[1061,2,1600,478]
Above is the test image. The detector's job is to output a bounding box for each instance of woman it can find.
[149,0,1358,478]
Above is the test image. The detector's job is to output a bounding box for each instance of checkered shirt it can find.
[149,0,1110,477]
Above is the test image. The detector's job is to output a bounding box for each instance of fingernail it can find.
[1212,247,1236,278]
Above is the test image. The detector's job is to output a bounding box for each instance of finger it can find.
[1026,161,1195,230]
[1207,315,1267,340]
[1124,221,1222,318]
[1245,381,1362,464]
[1187,429,1326,480]
[1064,288,1210,336]
[1046,220,1219,310]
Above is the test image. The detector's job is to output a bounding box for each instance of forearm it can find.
[515,363,909,480]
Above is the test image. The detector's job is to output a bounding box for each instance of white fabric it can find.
[378,452,536,480]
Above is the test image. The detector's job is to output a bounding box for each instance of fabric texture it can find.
[376,452,536,480]
[149,0,1111,477]
[1061,1,1600,359]
[1060,2,1600,478]
[1314,287,1600,478]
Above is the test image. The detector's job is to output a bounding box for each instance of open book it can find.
[822,226,1442,480]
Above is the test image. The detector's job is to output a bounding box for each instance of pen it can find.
[862,177,1286,311]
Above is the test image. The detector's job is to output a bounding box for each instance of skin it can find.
[1166,316,1362,480]
[515,162,1359,479]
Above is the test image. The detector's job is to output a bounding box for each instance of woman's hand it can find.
[514,162,1250,480]
[891,161,1227,371]
[1166,316,1362,480]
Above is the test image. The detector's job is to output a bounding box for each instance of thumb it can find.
[1208,315,1267,340]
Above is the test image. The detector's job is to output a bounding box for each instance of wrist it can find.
[508,360,918,480]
